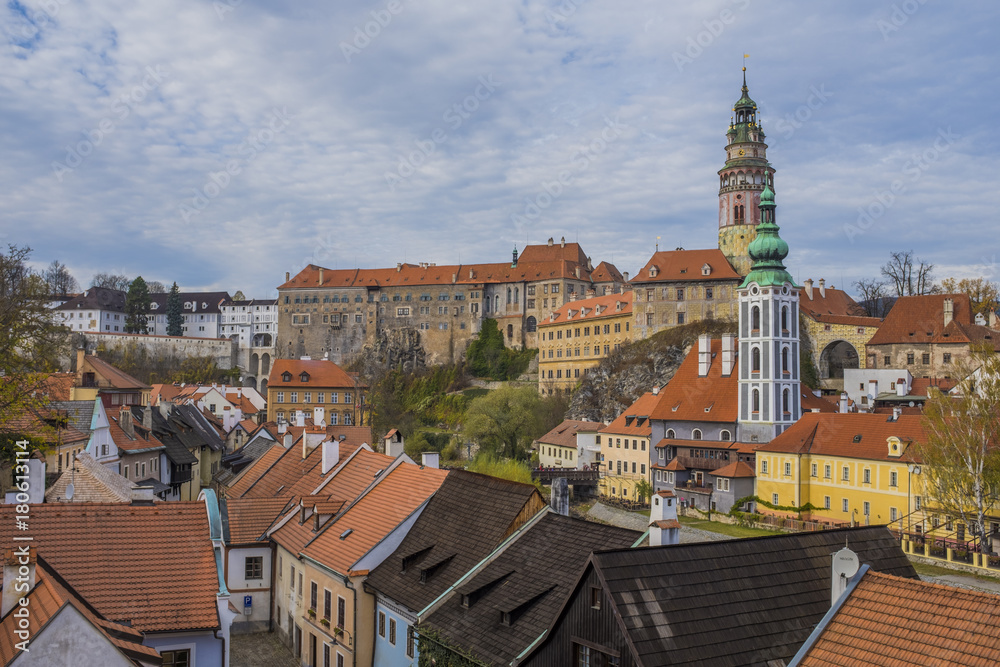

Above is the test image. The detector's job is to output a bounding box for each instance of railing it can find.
[532,469,601,484]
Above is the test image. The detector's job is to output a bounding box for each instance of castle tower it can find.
[736,177,800,444]
[718,68,775,276]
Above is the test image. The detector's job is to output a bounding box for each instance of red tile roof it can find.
[601,391,661,437]
[224,496,291,544]
[0,503,220,633]
[108,413,166,453]
[797,570,1000,666]
[649,338,738,423]
[798,285,880,327]
[589,261,625,284]
[298,462,448,575]
[908,377,957,396]
[756,413,926,463]
[267,358,358,389]
[0,557,161,665]
[83,355,150,390]
[39,372,76,401]
[517,240,589,266]
[535,419,603,449]
[709,461,756,478]
[867,293,1000,348]
[226,444,285,497]
[539,292,632,327]
[632,249,741,283]
[801,390,838,413]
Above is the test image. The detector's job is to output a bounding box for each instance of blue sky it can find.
[2,0,997,298]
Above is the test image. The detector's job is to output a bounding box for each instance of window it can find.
[842,466,850,481]
[290,392,298,403]
[161,650,191,667]
[761,460,768,475]
[677,312,685,325]
[692,429,702,441]
[914,496,922,510]
[576,644,593,667]
[324,590,332,620]
[863,501,870,516]
[784,462,791,477]
[590,586,602,609]
[824,464,831,479]
[863,468,871,484]
[751,347,761,372]
[907,352,915,364]
[811,463,817,477]
[310,581,318,611]
[324,645,330,667]
[751,305,760,331]
[277,391,285,403]
[842,498,849,512]
[389,618,397,645]
[824,496,831,510]
[331,392,339,403]
[720,430,731,441]
[922,353,930,364]
[676,288,685,301]
[245,556,263,580]
[772,493,779,505]
[884,355,891,366]
[890,507,898,522]
[943,353,952,363]
[337,597,346,629]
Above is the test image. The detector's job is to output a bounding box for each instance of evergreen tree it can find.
[166,282,184,336]
[124,276,152,334]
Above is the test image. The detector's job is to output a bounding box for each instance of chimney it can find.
[469,269,475,280]
[318,268,324,286]
[130,486,156,506]
[652,386,659,395]
[721,334,736,376]
[313,406,326,426]
[2,547,37,617]
[943,298,954,327]
[119,406,134,438]
[285,271,290,282]
[623,271,629,282]
[803,279,814,300]
[892,406,902,421]
[896,379,907,397]
[550,477,569,516]
[421,452,440,469]
[698,334,711,377]
[76,346,85,374]
[547,237,554,246]
[303,428,325,458]
[560,237,565,248]
[839,392,849,414]
[818,278,826,298]
[386,434,405,458]
[283,431,293,449]
[296,410,305,428]
[649,490,679,547]
[322,439,340,474]
[452,273,457,283]
[277,419,287,434]
[397,263,402,272]
[142,405,153,431]
[25,459,45,504]
[575,266,581,279]
[158,400,172,419]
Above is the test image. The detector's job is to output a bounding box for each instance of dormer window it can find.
[702,264,712,276]
[300,372,310,382]
[282,372,292,382]
[649,266,659,278]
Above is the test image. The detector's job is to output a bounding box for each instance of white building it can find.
[53,287,127,333]
[220,299,278,392]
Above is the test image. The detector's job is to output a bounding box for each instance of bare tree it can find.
[91,272,132,292]
[881,251,937,297]
[146,280,167,294]
[852,278,892,318]
[43,261,79,296]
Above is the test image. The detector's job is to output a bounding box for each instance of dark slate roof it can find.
[137,406,200,465]
[54,287,126,312]
[366,471,543,613]
[148,291,232,314]
[546,526,916,667]
[48,400,96,434]
[420,512,640,666]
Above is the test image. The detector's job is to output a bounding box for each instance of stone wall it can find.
[81,332,237,369]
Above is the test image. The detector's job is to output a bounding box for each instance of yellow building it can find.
[755,413,926,528]
[538,292,633,395]
[534,419,601,469]
[267,358,364,425]
[599,391,659,501]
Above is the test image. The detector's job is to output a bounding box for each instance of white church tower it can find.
[736,173,801,444]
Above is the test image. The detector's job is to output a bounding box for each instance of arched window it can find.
[526,316,537,333]
[734,204,745,224]
[507,324,513,339]
[781,305,789,332]
[783,388,790,414]
[752,347,761,373]
[666,429,675,439]
[752,389,760,413]
[495,295,500,311]
[782,347,789,374]
[751,305,760,331]
[514,287,519,303]
[692,429,702,441]
[720,430,732,442]
[506,288,512,305]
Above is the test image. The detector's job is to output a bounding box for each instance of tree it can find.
[919,346,1000,554]
[852,278,893,318]
[146,280,166,294]
[634,478,653,504]
[233,290,246,301]
[881,250,937,297]
[124,276,152,334]
[166,282,184,336]
[939,277,999,317]
[463,385,543,460]
[91,272,132,292]
[465,319,535,380]
[43,260,79,296]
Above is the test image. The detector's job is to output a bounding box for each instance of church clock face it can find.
[738,148,745,156]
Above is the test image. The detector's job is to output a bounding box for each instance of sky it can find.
[2,0,997,299]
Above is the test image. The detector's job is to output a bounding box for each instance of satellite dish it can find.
[832,547,860,579]
[65,483,75,501]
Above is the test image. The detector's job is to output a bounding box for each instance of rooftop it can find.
[632,249,741,284]
[601,391,662,437]
[534,419,603,449]
[756,412,926,463]
[649,338,738,423]
[267,358,358,389]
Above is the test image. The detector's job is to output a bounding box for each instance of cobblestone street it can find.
[231,632,298,667]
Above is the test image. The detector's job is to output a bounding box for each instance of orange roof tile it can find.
[0,503,220,633]
[83,355,150,390]
[709,461,755,478]
[589,261,625,284]
[0,557,161,665]
[867,293,1000,348]
[539,292,632,327]
[150,383,183,405]
[535,419,603,449]
[224,497,291,544]
[801,390,838,413]
[517,240,589,266]
[39,372,76,401]
[267,358,358,389]
[909,377,957,396]
[797,570,1000,666]
[649,339,738,423]
[632,249,741,283]
[601,391,661,437]
[107,413,166,454]
[226,444,285,497]
[798,285,878,325]
[299,462,448,575]
[756,412,926,463]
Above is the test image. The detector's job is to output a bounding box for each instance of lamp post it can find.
[907,463,921,543]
